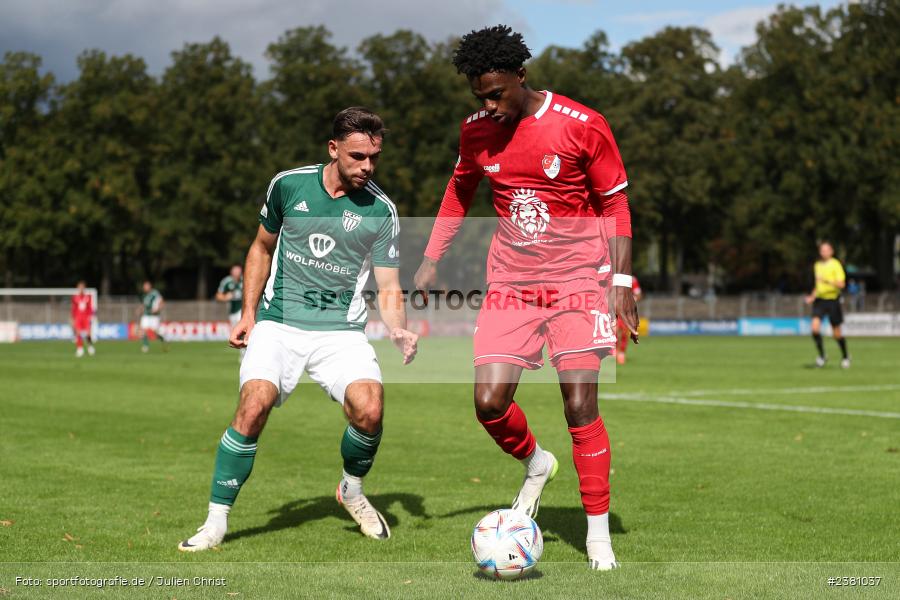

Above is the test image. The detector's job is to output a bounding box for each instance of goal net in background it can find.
[0,288,98,343]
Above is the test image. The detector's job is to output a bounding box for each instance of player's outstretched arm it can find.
[374,266,418,365]
[612,235,640,344]
[231,225,277,349]
[416,145,481,293]
[413,257,438,293]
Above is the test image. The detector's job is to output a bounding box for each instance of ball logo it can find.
[308,234,335,258]
[342,210,362,232]
[509,188,551,240]
[542,154,561,179]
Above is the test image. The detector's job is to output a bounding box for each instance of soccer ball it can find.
[471,509,543,580]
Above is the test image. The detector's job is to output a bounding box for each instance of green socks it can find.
[341,425,382,477]
[207,425,377,506]
[210,427,258,506]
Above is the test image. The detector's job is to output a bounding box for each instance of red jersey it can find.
[424,91,631,283]
[71,293,94,320]
[632,276,642,296]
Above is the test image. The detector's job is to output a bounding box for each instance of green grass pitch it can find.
[1,336,898,599]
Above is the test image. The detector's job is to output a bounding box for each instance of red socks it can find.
[569,415,611,515]
[478,402,536,460]
[480,404,611,515]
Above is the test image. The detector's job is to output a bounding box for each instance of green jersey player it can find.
[138,280,167,353]
[217,264,245,359]
[216,264,244,327]
[179,107,418,552]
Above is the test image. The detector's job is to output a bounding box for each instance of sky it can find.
[0,0,848,82]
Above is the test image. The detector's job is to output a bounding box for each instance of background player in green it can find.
[216,264,244,359]
[137,280,167,353]
[216,264,244,327]
[179,107,418,551]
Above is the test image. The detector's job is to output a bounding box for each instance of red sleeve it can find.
[599,191,632,238]
[581,116,631,237]
[423,126,484,261]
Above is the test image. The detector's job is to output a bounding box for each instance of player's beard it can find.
[337,161,370,191]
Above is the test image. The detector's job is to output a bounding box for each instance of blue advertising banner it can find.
[738,318,827,336]
[18,323,129,341]
[648,320,739,336]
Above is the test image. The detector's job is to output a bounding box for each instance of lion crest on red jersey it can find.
[509,189,551,240]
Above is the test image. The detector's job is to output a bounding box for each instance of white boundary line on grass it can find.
[634,384,900,398]
[604,389,900,420]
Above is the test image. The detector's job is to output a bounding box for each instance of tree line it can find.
[1,0,897,298]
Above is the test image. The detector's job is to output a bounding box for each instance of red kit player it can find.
[71,280,96,357]
[615,276,642,364]
[414,26,639,570]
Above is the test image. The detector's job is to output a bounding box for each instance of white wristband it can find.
[612,274,633,287]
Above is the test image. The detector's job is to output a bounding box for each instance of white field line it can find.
[623,384,900,398]
[603,387,900,420]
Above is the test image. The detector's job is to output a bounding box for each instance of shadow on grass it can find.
[473,569,544,582]
[225,493,429,542]
[440,505,625,552]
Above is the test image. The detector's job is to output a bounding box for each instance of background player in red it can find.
[70,280,95,357]
[615,276,642,365]
[414,25,638,571]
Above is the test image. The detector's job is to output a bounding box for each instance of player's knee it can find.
[345,382,383,433]
[473,384,513,420]
[351,398,383,433]
[563,393,598,427]
[353,406,383,434]
[234,381,278,436]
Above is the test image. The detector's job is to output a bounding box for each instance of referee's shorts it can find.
[812,298,844,327]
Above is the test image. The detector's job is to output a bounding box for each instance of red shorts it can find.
[474,278,615,371]
[73,318,91,335]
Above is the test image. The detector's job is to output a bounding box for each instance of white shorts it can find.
[239,320,382,406]
[229,311,242,327]
[140,315,161,331]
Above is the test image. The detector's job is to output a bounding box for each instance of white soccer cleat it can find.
[141,345,149,354]
[511,450,559,519]
[815,356,826,368]
[336,484,390,540]
[75,347,84,358]
[841,357,851,369]
[177,522,226,552]
[587,539,619,571]
[87,345,96,356]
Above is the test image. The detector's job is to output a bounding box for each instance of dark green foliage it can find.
[0,2,896,294]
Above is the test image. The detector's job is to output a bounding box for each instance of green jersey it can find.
[142,289,163,315]
[218,276,243,315]
[257,164,400,332]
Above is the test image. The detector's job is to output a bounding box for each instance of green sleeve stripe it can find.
[365,182,400,237]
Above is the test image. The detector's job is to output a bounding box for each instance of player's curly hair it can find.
[452,25,532,78]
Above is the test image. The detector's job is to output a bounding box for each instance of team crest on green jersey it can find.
[343,210,362,232]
